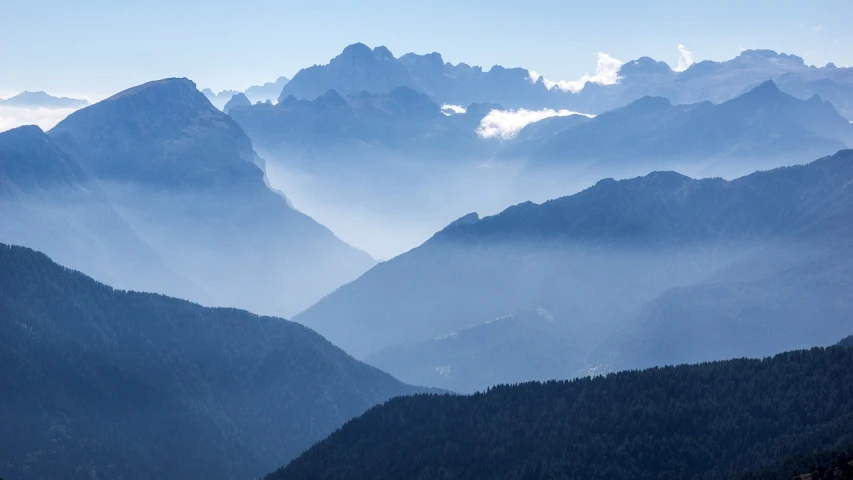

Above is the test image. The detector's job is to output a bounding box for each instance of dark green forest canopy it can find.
[736,445,853,480]
[270,346,853,480]
[0,243,419,480]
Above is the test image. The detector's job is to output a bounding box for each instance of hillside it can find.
[736,445,853,480]
[48,78,374,316]
[269,346,853,480]
[296,150,853,391]
[0,125,185,296]
[0,243,420,479]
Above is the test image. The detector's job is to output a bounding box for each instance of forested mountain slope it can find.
[0,243,419,480]
[270,346,853,480]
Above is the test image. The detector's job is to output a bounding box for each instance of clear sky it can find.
[1,0,850,98]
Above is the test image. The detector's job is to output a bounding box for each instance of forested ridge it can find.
[270,346,853,480]
[737,446,853,480]
[0,243,419,480]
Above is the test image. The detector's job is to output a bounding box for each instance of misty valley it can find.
[2,9,853,480]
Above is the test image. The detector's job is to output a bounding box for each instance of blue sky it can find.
[1,0,850,98]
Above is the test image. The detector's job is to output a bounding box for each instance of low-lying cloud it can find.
[0,106,80,133]
[441,104,467,115]
[476,108,594,140]
[528,52,624,94]
[674,44,695,72]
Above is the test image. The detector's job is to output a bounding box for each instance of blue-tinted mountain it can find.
[0,125,186,295]
[498,114,592,160]
[232,86,495,167]
[0,243,420,480]
[280,43,415,101]
[527,81,853,178]
[49,78,374,316]
[269,346,853,480]
[0,91,88,109]
[244,75,289,104]
[277,45,853,120]
[223,91,251,113]
[201,87,241,110]
[571,49,853,118]
[230,85,508,258]
[367,310,581,392]
[280,43,562,108]
[840,335,853,348]
[295,150,853,390]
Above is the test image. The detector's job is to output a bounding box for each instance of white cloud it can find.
[0,106,80,133]
[674,44,694,72]
[441,104,466,115]
[527,52,624,93]
[476,108,594,140]
[813,24,823,32]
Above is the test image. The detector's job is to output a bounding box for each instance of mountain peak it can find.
[0,124,47,141]
[48,77,260,186]
[340,42,374,59]
[620,95,673,114]
[619,57,673,77]
[224,92,251,113]
[373,45,395,60]
[738,79,789,102]
[105,77,198,102]
[446,212,480,229]
[735,49,805,66]
[315,89,349,108]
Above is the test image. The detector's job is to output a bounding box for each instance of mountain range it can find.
[295,149,853,391]
[278,43,853,119]
[228,86,505,257]
[522,80,853,179]
[202,75,290,110]
[244,76,290,104]
[0,91,89,109]
[226,66,852,258]
[0,243,420,479]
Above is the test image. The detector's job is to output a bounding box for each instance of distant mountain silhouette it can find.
[280,43,415,101]
[0,243,420,480]
[244,75,289,104]
[48,78,374,316]
[276,44,853,119]
[269,346,853,480]
[280,43,561,108]
[232,86,494,166]
[223,92,251,113]
[295,150,853,390]
[0,91,88,109]
[571,49,853,118]
[0,125,184,295]
[526,81,853,178]
[201,87,241,110]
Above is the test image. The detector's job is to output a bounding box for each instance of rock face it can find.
[48,78,374,317]
[0,242,421,480]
